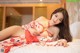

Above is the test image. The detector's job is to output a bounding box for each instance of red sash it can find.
[25,30,39,44]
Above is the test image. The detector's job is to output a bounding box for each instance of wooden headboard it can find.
[0,0,66,30]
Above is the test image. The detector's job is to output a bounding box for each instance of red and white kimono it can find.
[0,16,50,53]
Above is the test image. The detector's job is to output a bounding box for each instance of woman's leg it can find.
[0,25,22,41]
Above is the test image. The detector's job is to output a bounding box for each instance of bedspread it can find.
[9,39,80,53]
[0,36,26,53]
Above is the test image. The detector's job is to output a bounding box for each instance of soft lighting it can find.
[40,0,43,2]
[10,13,13,15]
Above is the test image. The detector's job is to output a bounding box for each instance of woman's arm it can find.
[51,27,68,47]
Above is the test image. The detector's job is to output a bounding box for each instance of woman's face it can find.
[50,12,63,25]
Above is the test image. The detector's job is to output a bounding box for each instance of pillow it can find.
[70,22,80,39]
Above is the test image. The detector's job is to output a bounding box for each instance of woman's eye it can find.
[59,19,61,22]
[59,18,62,22]
[55,15,57,17]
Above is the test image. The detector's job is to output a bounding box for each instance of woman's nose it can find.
[54,18,58,23]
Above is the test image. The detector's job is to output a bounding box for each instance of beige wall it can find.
[66,2,80,24]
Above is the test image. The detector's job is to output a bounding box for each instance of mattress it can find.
[9,39,80,53]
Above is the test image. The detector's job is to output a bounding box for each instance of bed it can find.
[0,22,80,53]
[8,22,80,53]
[8,39,80,53]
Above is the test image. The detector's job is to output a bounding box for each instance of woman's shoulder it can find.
[35,16,49,27]
[35,16,48,21]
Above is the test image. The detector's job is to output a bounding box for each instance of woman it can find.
[0,7,72,46]
[0,26,59,53]
[50,8,72,42]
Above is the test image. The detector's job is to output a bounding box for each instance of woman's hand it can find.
[37,39,68,47]
[54,39,68,47]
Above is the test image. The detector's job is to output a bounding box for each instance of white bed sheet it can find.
[9,39,80,53]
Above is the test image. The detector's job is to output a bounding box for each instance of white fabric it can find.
[9,39,80,53]
[70,22,80,39]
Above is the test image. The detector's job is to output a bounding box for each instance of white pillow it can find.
[70,22,80,39]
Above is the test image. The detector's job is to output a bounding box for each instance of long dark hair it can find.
[50,7,72,42]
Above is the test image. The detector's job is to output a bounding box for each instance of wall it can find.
[21,15,32,25]
[66,0,80,24]
[66,0,80,38]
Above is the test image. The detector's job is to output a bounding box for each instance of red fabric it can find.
[25,30,39,44]
[1,36,25,53]
[4,46,12,53]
